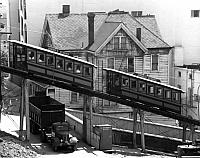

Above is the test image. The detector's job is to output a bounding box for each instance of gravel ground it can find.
[0,131,39,158]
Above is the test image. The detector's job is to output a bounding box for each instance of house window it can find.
[189,73,192,79]
[177,84,181,89]
[121,37,126,49]
[21,17,23,36]
[152,54,159,71]
[107,58,114,69]
[178,71,181,77]
[48,88,55,99]
[128,58,134,72]
[191,10,200,17]
[114,37,119,49]
[71,92,78,103]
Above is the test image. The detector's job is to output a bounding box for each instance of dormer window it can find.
[113,30,127,50]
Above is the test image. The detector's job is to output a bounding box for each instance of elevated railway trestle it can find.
[1,65,200,127]
[1,40,200,146]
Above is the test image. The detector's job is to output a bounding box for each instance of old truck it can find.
[29,96,78,151]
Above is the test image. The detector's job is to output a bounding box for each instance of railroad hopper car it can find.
[104,68,184,114]
[9,40,96,89]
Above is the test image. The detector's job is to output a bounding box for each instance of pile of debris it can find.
[0,131,38,158]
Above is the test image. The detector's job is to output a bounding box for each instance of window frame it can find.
[74,62,82,75]
[114,37,120,49]
[147,83,155,95]
[83,65,92,78]
[107,57,115,69]
[27,48,36,62]
[130,78,137,91]
[191,10,200,17]
[56,57,64,70]
[151,54,159,71]
[46,54,55,67]
[128,57,135,72]
[122,75,129,88]
[37,51,46,64]
[70,91,79,103]
[155,86,163,98]
[65,60,73,72]
[138,80,146,93]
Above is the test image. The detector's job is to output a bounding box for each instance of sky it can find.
[26,0,200,46]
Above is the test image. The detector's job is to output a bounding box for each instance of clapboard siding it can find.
[144,54,169,84]
[135,56,143,74]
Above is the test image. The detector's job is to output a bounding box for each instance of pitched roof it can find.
[135,15,162,39]
[88,22,120,52]
[105,13,170,48]
[45,13,107,50]
[42,11,170,51]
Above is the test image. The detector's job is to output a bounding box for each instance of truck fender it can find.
[69,137,78,144]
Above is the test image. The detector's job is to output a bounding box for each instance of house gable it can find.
[89,22,148,55]
[40,19,53,49]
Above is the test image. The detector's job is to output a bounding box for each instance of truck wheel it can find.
[40,131,46,143]
[72,145,76,152]
[53,143,58,152]
[52,138,59,152]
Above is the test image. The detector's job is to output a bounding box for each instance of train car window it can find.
[114,73,120,87]
[56,58,64,70]
[122,76,129,87]
[46,55,54,67]
[65,60,73,72]
[165,89,171,99]
[156,86,163,97]
[147,84,154,95]
[130,79,137,90]
[9,43,14,66]
[74,63,82,74]
[16,45,26,61]
[172,91,180,102]
[27,48,36,62]
[37,51,45,64]
[83,65,92,77]
[138,81,146,92]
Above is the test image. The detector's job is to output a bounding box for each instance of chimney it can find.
[136,28,141,41]
[87,12,95,46]
[131,11,142,17]
[63,5,70,14]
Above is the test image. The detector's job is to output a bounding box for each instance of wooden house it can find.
[39,6,173,113]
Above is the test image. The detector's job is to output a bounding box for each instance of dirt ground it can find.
[0,130,39,158]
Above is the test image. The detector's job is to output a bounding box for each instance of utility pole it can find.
[0,31,11,123]
[132,107,137,149]
[139,109,145,152]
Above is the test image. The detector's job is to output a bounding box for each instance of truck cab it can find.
[51,122,78,152]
